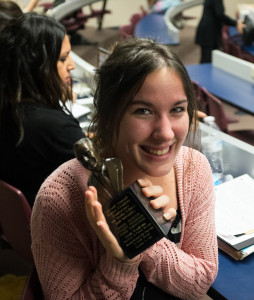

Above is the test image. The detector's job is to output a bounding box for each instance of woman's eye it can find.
[171,107,185,113]
[134,108,151,115]
[59,57,67,62]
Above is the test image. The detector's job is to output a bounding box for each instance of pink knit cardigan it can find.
[31,146,218,300]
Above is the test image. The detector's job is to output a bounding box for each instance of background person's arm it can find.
[23,0,39,12]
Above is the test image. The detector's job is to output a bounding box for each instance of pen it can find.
[235,229,254,237]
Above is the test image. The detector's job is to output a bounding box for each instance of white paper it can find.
[219,232,254,247]
[65,102,91,119]
[215,174,254,237]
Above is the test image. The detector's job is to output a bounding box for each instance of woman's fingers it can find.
[92,198,107,224]
[85,186,107,229]
[137,178,153,187]
[163,207,177,221]
[137,178,175,220]
[137,178,163,198]
[85,186,140,262]
[149,195,169,209]
[85,188,122,252]
[85,187,97,222]
[142,185,163,198]
[196,110,207,119]
[150,196,176,221]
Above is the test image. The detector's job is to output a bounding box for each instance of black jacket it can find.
[0,102,85,206]
[195,0,237,48]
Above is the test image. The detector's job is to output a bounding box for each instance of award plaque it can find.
[74,138,172,258]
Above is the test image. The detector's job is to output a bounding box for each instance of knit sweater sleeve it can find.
[31,159,141,300]
[139,147,218,299]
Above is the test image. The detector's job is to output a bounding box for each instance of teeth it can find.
[147,147,169,156]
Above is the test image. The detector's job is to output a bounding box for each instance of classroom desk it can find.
[134,13,178,45]
[197,123,254,300]
[185,63,254,115]
[208,251,254,300]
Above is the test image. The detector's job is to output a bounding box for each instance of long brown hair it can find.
[0,13,72,145]
[90,38,198,156]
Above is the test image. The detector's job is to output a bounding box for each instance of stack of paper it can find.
[215,174,254,260]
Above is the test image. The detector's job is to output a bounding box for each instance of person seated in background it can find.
[195,0,245,63]
[0,12,85,207]
[31,37,218,299]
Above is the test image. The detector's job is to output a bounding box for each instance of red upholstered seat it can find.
[195,85,254,146]
[0,180,33,264]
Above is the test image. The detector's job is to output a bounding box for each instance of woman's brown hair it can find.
[90,38,198,156]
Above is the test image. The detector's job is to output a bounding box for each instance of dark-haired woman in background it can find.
[0,13,85,206]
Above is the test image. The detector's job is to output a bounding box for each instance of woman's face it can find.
[57,35,75,85]
[115,67,189,183]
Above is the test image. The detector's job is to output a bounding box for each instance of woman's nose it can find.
[68,57,75,71]
[152,115,174,140]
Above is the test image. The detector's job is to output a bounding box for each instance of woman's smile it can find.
[115,67,189,183]
[141,145,171,156]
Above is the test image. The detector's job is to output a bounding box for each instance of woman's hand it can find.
[196,110,207,119]
[137,178,177,221]
[237,19,246,35]
[85,186,141,263]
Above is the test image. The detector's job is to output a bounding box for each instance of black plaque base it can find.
[103,181,172,259]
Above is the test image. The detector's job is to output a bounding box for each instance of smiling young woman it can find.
[31,38,218,299]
